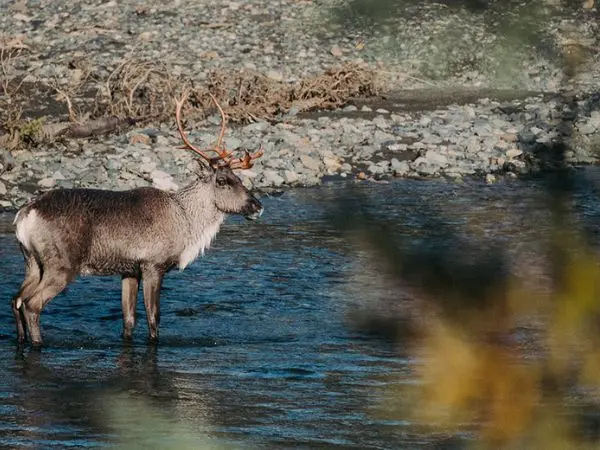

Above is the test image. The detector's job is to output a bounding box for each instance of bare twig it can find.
[51,85,79,123]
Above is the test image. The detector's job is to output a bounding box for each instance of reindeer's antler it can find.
[228,147,265,170]
[174,90,263,170]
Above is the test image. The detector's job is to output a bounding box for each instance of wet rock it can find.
[391,158,409,176]
[323,154,343,173]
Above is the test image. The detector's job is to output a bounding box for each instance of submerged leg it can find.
[121,275,140,340]
[12,254,42,344]
[141,265,164,342]
[23,269,73,346]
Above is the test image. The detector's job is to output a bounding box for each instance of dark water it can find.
[1,170,600,449]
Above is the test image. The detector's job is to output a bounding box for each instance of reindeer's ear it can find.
[194,159,214,181]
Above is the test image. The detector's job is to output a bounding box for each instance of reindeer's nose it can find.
[245,196,263,221]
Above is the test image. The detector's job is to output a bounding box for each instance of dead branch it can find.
[63,116,149,139]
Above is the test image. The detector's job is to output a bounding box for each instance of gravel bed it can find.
[1,0,600,210]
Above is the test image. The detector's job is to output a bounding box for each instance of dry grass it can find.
[94,58,379,125]
[1,52,380,148]
[95,59,178,119]
[0,35,29,146]
[192,62,379,122]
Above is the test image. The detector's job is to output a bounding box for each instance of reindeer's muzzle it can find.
[244,196,263,221]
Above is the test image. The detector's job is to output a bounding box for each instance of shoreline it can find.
[1,1,599,211]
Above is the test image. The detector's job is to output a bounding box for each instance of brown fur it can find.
[11,164,263,345]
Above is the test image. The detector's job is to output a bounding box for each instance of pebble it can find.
[38,178,57,188]
[299,154,321,171]
[0,0,598,209]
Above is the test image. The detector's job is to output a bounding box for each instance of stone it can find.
[372,116,388,129]
[283,170,299,184]
[420,116,432,127]
[373,130,395,145]
[0,180,6,196]
[266,70,283,81]
[424,150,448,166]
[150,169,171,180]
[506,148,523,159]
[38,177,56,188]
[263,170,285,187]
[224,137,242,150]
[530,126,544,135]
[155,135,171,146]
[152,175,179,191]
[323,154,342,172]
[200,50,219,60]
[330,45,343,57]
[391,159,409,176]
[0,148,16,171]
[299,154,321,171]
[500,133,519,142]
[579,122,596,135]
[590,111,600,129]
[130,133,151,145]
[519,131,537,143]
[140,162,157,173]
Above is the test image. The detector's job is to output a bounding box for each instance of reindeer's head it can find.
[211,165,263,220]
[175,91,264,220]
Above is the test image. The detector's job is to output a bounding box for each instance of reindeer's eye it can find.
[216,177,227,187]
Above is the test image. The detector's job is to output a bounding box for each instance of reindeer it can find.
[11,91,264,346]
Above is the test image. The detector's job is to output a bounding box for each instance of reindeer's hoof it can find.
[122,331,134,341]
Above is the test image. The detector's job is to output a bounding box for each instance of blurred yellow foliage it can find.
[374,225,600,447]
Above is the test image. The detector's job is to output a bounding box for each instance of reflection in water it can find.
[1,170,600,447]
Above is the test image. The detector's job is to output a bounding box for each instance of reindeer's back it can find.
[15,187,186,275]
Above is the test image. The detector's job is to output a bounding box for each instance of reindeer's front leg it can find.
[141,265,164,341]
[121,275,140,340]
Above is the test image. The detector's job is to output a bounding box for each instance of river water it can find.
[1,170,600,449]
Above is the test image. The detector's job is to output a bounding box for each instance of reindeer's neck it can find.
[173,179,226,270]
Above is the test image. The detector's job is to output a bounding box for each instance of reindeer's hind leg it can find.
[12,250,42,344]
[22,266,75,346]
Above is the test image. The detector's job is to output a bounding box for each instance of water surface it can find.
[1,171,600,448]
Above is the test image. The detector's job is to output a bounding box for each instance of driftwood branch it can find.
[61,115,155,139]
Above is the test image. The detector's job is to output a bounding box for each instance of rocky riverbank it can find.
[1,0,600,211]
